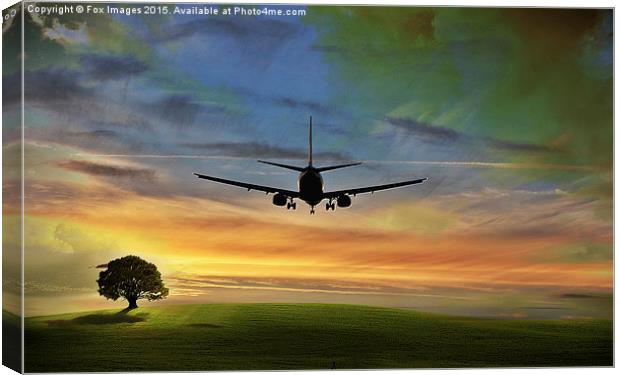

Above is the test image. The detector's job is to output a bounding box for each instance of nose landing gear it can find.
[310,205,315,214]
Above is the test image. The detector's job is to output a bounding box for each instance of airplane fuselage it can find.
[194,116,428,214]
[297,167,324,206]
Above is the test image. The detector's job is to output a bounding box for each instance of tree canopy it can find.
[97,255,169,309]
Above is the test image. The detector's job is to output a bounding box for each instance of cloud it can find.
[310,7,611,170]
[27,69,92,101]
[229,86,350,121]
[18,69,157,135]
[157,95,202,125]
[385,116,555,153]
[22,181,126,216]
[272,96,338,116]
[89,118,153,132]
[566,244,612,262]
[80,53,149,80]
[558,293,600,299]
[183,141,350,161]
[522,306,568,310]
[156,17,300,42]
[67,130,119,139]
[2,69,91,106]
[152,94,228,127]
[152,17,303,67]
[538,243,613,264]
[431,187,611,239]
[368,160,599,172]
[54,130,123,146]
[57,160,156,180]
[167,274,432,296]
[30,126,153,157]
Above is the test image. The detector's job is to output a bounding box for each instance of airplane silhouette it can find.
[194,117,428,214]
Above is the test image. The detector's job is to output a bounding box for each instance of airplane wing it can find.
[324,177,428,198]
[194,173,300,197]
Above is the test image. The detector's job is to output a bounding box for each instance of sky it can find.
[2,4,613,318]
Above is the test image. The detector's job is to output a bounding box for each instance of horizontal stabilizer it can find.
[316,162,362,172]
[258,160,305,172]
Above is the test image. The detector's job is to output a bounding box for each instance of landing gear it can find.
[325,200,335,211]
[310,206,315,215]
[286,199,296,210]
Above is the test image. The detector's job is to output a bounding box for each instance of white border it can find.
[0,1,616,375]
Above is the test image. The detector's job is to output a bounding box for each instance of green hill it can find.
[24,303,612,372]
[3,310,22,372]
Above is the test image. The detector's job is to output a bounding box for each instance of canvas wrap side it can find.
[2,1,24,373]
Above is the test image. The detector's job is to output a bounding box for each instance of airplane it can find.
[194,117,428,214]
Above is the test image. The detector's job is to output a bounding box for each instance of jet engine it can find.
[272,193,287,206]
[337,195,351,208]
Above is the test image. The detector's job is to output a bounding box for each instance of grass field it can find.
[23,303,612,371]
[2,310,21,372]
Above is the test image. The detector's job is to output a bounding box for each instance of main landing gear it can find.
[325,199,336,211]
[286,198,296,210]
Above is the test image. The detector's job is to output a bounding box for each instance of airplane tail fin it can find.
[308,116,313,167]
[256,116,314,172]
[306,116,361,172]
[315,162,362,172]
[258,117,360,172]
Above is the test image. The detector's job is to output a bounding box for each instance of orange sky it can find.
[5,142,610,317]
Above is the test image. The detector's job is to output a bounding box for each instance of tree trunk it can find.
[127,296,138,309]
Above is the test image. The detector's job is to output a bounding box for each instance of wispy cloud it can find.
[152,94,228,127]
[182,141,350,161]
[166,274,475,299]
[8,69,92,106]
[385,116,556,153]
[154,17,301,43]
[57,160,157,180]
[364,159,602,172]
[81,53,149,80]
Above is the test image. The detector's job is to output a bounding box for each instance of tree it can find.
[97,255,169,309]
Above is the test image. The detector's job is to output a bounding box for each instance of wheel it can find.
[326,203,330,211]
[291,202,296,210]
